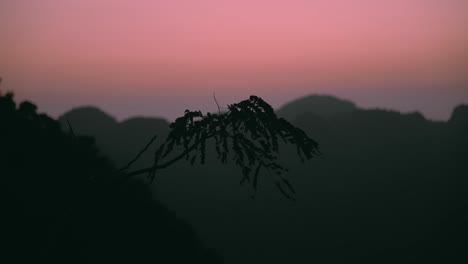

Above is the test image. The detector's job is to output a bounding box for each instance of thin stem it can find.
[122,131,219,179]
[213,92,221,115]
[118,134,158,172]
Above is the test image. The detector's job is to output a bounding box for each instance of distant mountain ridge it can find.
[59,107,170,168]
[59,106,119,132]
[58,95,467,167]
[59,106,169,133]
[450,104,468,127]
[277,94,358,120]
[60,95,466,132]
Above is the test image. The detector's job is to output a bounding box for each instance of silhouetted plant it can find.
[121,95,320,199]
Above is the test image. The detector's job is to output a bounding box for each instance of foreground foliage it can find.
[122,96,320,199]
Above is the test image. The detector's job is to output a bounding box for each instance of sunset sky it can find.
[1,0,467,120]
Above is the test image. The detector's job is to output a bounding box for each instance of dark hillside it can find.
[1,93,222,264]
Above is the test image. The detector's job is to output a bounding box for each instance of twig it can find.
[67,120,76,139]
[122,131,219,180]
[118,134,158,172]
[213,92,221,115]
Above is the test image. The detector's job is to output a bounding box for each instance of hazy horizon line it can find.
[51,93,466,123]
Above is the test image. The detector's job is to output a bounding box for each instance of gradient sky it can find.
[1,0,467,120]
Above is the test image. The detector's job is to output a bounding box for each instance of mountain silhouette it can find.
[60,106,119,131]
[449,104,468,128]
[277,94,358,120]
[59,108,170,167]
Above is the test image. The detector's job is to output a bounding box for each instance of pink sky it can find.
[1,0,467,120]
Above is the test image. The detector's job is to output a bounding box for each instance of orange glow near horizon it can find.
[1,0,467,120]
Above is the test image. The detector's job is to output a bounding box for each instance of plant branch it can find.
[213,92,221,115]
[118,134,158,172]
[123,131,219,179]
